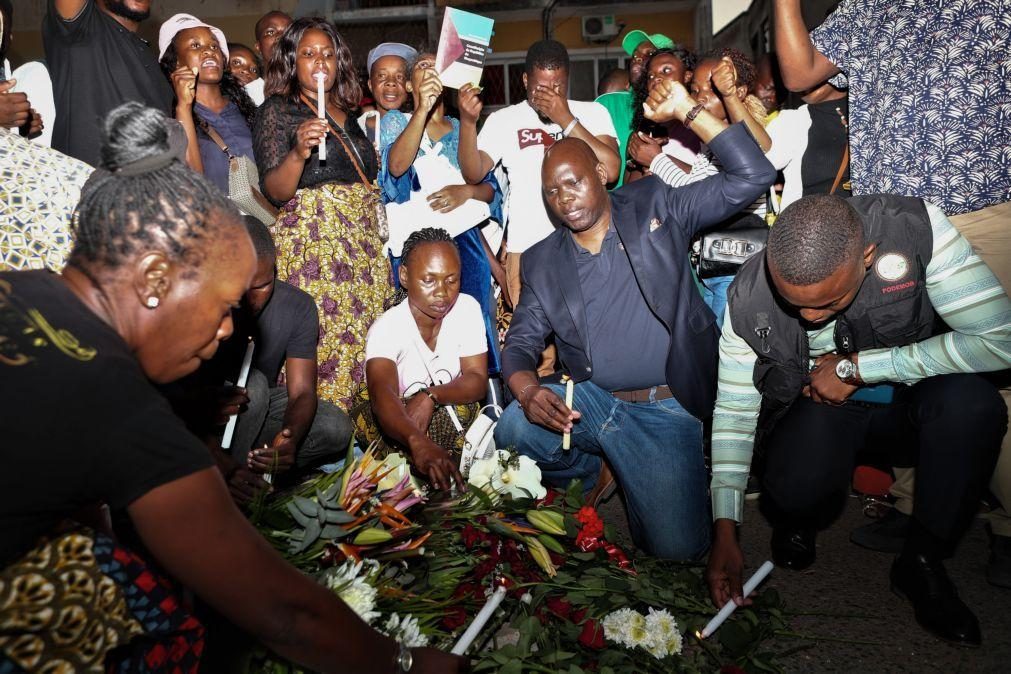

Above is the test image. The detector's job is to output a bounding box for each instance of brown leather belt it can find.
[611,385,673,403]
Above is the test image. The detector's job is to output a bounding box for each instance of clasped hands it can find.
[803,353,862,405]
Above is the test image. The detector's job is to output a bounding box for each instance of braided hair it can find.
[401,228,457,266]
[159,43,258,127]
[68,103,239,278]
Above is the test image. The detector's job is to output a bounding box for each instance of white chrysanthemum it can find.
[626,612,650,649]
[645,640,669,660]
[645,607,678,640]
[665,629,684,655]
[337,577,380,624]
[602,608,643,648]
[322,559,363,590]
[384,612,429,648]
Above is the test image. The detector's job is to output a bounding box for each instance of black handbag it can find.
[693,212,769,279]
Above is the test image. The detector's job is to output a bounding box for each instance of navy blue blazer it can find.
[501,123,776,420]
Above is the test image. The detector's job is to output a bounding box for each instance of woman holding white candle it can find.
[254,17,392,409]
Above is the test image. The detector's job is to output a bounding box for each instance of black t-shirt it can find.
[0,271,214,566]
[42,0,173,166]
[253,95,378,205]
[212,280,320,386]
[801,97,851,198]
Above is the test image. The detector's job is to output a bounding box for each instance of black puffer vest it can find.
[727,195,937,446]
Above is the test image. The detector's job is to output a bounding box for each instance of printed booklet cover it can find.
[436,7,494,89]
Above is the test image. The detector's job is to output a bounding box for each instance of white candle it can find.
[698,560,774,639]
[562,376,574,450]
[314,72,327,162]
[221,338,255,450]
[451,585,507,655]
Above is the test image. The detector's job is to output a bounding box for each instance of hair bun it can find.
[100,102,172,171]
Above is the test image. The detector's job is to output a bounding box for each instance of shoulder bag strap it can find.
[195,116,237,160]
[299,93,371,187]
[829,144,850,196]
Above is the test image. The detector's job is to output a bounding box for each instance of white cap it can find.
[158,13,229,62]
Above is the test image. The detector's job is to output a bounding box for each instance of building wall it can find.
[490,8,695,56]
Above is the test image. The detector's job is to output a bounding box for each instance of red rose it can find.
[720,667,747,674]
[473,559,497,579]
[571,607,588,624]
[545,596,573,620]
[460,525,483,548]
[578,619,606,650]
[442,606,468,630]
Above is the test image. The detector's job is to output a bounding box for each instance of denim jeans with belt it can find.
[494,380,711,561]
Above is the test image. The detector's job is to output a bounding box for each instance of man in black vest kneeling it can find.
[707,195,1011,646]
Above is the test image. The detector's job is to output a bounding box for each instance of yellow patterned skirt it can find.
[270,182,393,410]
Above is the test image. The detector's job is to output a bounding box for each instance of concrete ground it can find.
[598,494,1011,673]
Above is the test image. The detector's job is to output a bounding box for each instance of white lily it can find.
[467,450,546,500]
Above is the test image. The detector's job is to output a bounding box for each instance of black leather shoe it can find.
[850,508,911,553]
[771,526,816,570]
[890,553,981,647]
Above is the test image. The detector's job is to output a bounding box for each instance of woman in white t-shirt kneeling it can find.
[360,228,488,491]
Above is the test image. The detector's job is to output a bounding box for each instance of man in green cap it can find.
[596,30,693,188]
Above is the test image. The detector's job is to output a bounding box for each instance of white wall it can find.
[711,0,752,35]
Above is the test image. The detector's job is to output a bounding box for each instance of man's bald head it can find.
[542,138,609,233]
[543,137,601,181]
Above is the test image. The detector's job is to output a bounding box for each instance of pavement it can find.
[598,493,1011,673]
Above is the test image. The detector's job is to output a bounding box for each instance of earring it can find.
[146,296,160,309]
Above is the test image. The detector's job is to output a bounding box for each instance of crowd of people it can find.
[1,0,1009,670]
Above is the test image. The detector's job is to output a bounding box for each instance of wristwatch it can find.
[395,643,413,672]
[835,357,859,384]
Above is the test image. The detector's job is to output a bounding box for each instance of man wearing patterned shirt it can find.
[773,0,1011,590]
[706,195,1011,646]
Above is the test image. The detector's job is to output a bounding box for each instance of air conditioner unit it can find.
[581,15,620,42]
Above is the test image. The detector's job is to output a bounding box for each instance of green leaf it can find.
[572,552,596,561]
[292,496,319,517]
[603,523,618,542]
[285,502,310,526]
[718,620,753,656]
[294,519,321,553]
[497,661,523,674]
[320,524,352,540]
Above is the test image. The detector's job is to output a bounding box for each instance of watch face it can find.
[835,359,855,380]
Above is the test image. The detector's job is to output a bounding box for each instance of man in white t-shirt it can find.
[458,40,620,331]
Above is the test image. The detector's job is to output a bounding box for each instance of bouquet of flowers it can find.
[247,444,791,673]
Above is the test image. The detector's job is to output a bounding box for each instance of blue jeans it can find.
[701,274,733,329]
[494,381,711,560]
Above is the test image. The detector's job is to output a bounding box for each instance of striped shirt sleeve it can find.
[709,303,763,522]
[649,152,718,188]
[858,203,1011,384]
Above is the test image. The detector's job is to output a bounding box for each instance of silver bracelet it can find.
[517,383,540,407]
[562,117,579,137]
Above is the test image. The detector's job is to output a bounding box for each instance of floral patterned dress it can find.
[254,95,393,408]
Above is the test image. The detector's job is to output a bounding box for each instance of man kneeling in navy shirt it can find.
[494,78,775,559]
